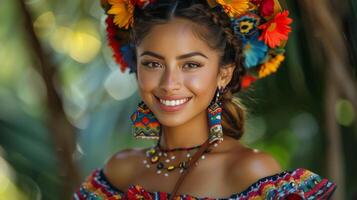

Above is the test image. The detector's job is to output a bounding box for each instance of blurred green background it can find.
[0,0,356,199]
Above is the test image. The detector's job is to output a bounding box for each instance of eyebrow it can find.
[140,51,208,60]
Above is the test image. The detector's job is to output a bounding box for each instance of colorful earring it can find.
[207,87,224,143]
[130,101,160,140]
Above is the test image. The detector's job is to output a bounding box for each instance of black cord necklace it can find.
[155,137,203,152]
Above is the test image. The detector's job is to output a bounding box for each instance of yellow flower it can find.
[258,54,285,78]
[107,0,135,29]
[216,0,250,17]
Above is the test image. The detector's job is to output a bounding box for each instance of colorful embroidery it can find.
[73,168,336,199]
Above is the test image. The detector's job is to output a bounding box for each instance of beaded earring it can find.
[207,87,224,143]
[130,101,160,140]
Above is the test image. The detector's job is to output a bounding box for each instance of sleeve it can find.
[72,168,125,200]
[261,168,337,200]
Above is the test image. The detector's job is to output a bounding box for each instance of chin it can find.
[154,113,189,128]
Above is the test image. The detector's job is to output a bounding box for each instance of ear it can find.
[217,63,235,88]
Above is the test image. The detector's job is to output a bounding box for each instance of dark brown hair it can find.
[131,0,246,139]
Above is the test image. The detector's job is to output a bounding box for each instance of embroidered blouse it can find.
[73,168,336,200]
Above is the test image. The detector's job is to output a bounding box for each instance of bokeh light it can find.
[336,99,355,126]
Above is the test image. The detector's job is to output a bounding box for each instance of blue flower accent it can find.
[232,13,261,40]
[120,43,136,72]
[242,34,268,68]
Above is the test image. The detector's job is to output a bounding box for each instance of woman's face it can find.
[136,18,225,127]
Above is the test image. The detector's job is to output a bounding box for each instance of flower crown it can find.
[101,0,293,89]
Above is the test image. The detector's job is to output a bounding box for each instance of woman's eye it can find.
[142,61,163,69]
[183,62,201,69]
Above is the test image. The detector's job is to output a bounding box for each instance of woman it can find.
[73,0,337,199]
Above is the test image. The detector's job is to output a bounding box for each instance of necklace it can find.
[158,143,202,153]
[143,140,220,177]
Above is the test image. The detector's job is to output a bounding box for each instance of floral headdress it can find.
[101,0,293,89]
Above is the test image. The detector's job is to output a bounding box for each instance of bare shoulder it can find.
[226,143,282,191]
[103,148,145,190]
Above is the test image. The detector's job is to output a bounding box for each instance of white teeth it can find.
[159,98,189,106]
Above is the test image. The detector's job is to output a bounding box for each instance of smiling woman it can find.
[73,0,337,199]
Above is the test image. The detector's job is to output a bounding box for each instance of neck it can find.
[159,110,209,150]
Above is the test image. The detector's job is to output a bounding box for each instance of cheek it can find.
[185,68,218,101]
[137,69,160,93]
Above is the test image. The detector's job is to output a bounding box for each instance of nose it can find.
[159,67,181,93]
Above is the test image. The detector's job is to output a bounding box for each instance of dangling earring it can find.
[130,101,160,140]
[207,87,224,143]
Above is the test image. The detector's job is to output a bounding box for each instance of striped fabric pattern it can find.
[73,168,336,200]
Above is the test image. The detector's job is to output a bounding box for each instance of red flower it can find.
[259,0,274,17]
[258,10,292,48]
[134,0,156,8]
[106,16,129,72]
[241,75,257,89]
[250,0,262,5]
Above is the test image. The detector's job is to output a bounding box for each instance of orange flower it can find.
[216,0,250,17]
[107,0,135,29]
[258,54,285,78]
[258,10,292,48]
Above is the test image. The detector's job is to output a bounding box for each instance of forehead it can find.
[136,18,219,59]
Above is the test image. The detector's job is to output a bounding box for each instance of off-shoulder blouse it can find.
[73,168,336,200]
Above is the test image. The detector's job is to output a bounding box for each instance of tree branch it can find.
[298,0,356,199]
[17,0,80,198]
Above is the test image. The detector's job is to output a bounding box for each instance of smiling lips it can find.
[156,96,191,112]
[159,98,189,106]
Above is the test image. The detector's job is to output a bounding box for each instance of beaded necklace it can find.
[143,139,220,177]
